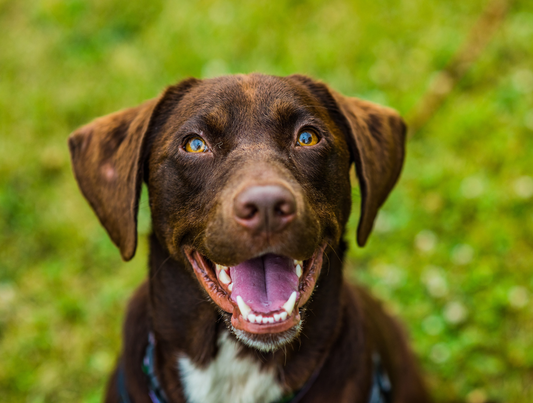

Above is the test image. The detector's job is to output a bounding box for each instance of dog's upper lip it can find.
[184,246,325,334]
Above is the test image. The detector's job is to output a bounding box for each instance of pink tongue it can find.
[230,254,298,313]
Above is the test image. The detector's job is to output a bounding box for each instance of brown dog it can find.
[68,74,432,403]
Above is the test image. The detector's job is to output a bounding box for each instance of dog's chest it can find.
[177,332,284,403]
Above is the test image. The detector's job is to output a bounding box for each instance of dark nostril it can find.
[233,184,297,232]
[241,204,258,220]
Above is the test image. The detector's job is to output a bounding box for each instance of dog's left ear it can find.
[68,99,158,261]
[68,78,201,261]
[289,75,406,247]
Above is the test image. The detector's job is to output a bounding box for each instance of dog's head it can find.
[69,74,405,351]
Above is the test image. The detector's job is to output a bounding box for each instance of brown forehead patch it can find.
[237,75,258,102]
[204,107,229,133]
[268,98,299,123]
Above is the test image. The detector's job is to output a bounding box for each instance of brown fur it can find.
[69,73,432,402]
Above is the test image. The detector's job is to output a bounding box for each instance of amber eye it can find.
[184,136,208,153]
[297,130,319,147]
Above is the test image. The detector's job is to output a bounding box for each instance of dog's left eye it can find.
[297,130,319,147]
[184,136,208,153]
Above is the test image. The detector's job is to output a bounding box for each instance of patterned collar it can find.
[117,333,392,403]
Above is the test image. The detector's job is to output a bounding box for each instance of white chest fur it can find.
[178,332,284,403]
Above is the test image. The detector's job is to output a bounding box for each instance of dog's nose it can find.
[233,185,297,233]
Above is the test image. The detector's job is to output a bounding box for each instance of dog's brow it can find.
[204,108,229,133]
[268,100,325,132]
[269,99,299,122]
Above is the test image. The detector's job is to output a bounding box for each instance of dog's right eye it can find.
[184,136,208,153]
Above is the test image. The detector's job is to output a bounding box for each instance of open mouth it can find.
[185,246,325,335]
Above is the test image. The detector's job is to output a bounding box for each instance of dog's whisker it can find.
[150,255,172,281]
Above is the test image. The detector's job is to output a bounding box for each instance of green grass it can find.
[1,0,532,401]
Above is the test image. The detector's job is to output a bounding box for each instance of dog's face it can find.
[68,74,406,351]
[147,75,352,348]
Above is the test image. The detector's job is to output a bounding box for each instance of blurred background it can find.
[1,0,532,402]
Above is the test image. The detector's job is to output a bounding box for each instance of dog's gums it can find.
[185,246,325,335]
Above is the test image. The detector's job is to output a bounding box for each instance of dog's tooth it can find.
[219,269,231,284]
[236,296,251,319]
[216,264,228,272]
[282,292,297,315]
[228,283,233,292]
[280,311,288,321]
[295,264,302,278]
[262,317,269,324]
[255,314,263,323]
[248,313,256,323]
[267,317,274,324]
[274,313,281,322]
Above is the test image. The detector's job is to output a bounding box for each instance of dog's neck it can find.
[146,234,347,401]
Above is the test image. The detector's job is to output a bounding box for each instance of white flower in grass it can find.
[430,343,450,363]
[444,301,468,324]
[513,176,533,199]
[461,176,484,199]
[421,266,448,298]
[415,230,437,253]
[451,244,474,265]
[508,286,529,309]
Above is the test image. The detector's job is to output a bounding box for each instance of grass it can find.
[1,0,532,401]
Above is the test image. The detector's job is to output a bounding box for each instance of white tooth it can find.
[219,269,231,284]
[267,317,274,324]
[255,314,263,323]
[236,296,251,319]
[295,264,302,278]
[280,311,288,321]
[228,283,233,292]
[248,313,256,323]
[262,317,269,324]
[274,313,281,322]
[282,292,297,315]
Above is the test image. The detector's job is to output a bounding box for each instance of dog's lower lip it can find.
[184,246,325,334]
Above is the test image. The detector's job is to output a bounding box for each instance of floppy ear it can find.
[288,75,406,247]
[68,99,158,261]
[68,78,201,261]
[333,91,406,246]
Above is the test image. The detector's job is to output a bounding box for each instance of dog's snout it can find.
[233,185,296,233]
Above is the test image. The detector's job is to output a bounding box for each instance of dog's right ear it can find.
[68,78,200,261]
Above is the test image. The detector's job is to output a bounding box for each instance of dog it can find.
[68,74,432,403]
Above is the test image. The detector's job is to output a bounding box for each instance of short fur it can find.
[69,74,431,402]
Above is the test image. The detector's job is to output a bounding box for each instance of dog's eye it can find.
[297,130,319,147]
[185,136,208,153]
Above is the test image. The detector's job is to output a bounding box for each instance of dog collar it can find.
[117,333,392,403]
[116,333,167,403]
[368,353,392,403]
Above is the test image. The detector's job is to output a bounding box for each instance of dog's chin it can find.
[184,245,325,351]
[222,310,304,352]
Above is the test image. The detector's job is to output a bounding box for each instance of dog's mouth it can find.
[185,246,325,335]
